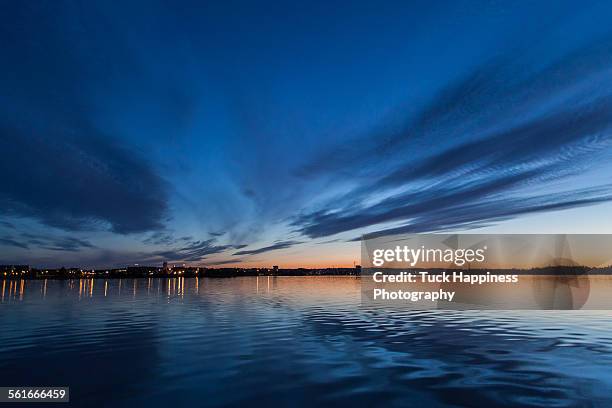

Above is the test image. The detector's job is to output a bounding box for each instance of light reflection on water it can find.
[1,277,612,407]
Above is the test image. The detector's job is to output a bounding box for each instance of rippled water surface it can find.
[1,277,612,407]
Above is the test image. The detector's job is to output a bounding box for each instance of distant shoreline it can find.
[2,265,611,279]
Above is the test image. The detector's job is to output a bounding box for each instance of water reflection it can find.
[0,276,307,301]
[1,277,611,407]
[0,277,253,303]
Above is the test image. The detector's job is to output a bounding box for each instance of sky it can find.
[2,0,612,268]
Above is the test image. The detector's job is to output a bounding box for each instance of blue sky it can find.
[2,0,612,268]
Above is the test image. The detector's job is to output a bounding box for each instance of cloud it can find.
[0,233,95,252]
[142,232,192,246]
[0,237,29,249]
[0,127,169,234]
[292,39,612,239]
[201,259,243,266]
[233,240,302,256]
[297,35,612,180]
[152,238,250,262]
[0,220,15,229]
[38,237,95,252]
[360,187,612,239]
[316,239,341,244]
[0,2,173,236]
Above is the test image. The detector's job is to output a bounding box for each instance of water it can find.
[1,277,612,407]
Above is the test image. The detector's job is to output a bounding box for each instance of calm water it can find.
[1,277,612,407]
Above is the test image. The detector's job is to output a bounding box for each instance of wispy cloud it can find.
[201,259,243,266]
[142,232,193,246]
[233,240,302,256]
[154,239,233,262]
[0,220,15,229]
[0,233,95,252]
[0,237,29,249]
[38,237,96,252]
[293,38,612,238]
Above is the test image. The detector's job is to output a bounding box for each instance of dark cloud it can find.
[201,259,242,266]
[242,188,256,199]
[0,233,95,252]
[0,127,169,234]
[0,237,29,249]
[316,239,341,245]
[38,237,96,252]
[153,239,248,262]
[142,232,192,246]
[0,220,15,229]
[233,240,302,256]
[0,2,172,236]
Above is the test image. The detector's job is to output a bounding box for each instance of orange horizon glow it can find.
[201,261,358,269]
